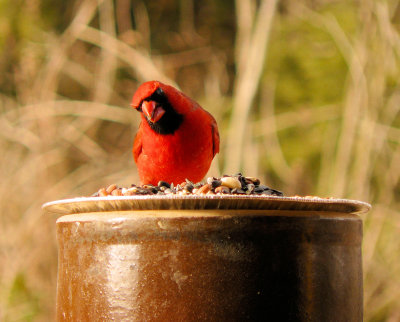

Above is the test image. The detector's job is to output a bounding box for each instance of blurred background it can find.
[0,0,399,320]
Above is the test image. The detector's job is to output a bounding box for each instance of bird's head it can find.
[131,81,184,135]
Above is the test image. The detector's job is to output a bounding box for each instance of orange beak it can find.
[141,101,165,123]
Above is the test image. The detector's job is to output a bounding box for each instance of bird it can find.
[131,81,220,185]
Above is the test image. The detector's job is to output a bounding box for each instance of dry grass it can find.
[0,0,399,320]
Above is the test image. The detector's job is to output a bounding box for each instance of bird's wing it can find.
[211,118,220,157]
[133,128,143,163]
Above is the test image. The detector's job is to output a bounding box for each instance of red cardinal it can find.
[131,81,220,185]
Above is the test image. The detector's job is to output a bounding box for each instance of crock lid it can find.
[42,195,371,216]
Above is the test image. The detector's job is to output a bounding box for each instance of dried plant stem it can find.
[94,0,117,104]
[78,26,175,85]
[224,0,277,174]
[36,0,102,102]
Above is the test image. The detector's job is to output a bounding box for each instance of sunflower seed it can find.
[106,184,117,194]
[92,174,284,197]
[158,181,170,188]
[111,189,123,196]
[215,186,230,194]
[245,177,261,185]
[247,183,255,194]
[221,177,241,189]
[196,184,211,194]
[98,188,108,196]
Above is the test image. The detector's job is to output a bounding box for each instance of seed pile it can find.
[92,174,283,197]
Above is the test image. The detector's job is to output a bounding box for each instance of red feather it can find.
[132,81,220,185]
[132,130,142,163]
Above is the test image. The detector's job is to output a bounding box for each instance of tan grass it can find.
[0,0,399,321]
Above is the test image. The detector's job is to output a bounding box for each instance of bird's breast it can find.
[138,114,213,176]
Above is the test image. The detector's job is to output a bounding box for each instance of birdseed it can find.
[91,174,284,197]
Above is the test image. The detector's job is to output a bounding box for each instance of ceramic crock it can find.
[43,195,370,322]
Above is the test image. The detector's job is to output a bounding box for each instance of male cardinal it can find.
[131,81,220,185]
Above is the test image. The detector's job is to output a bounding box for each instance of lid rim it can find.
[42,195,371,216]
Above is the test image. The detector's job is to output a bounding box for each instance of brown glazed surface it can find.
[56,210,363,322]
